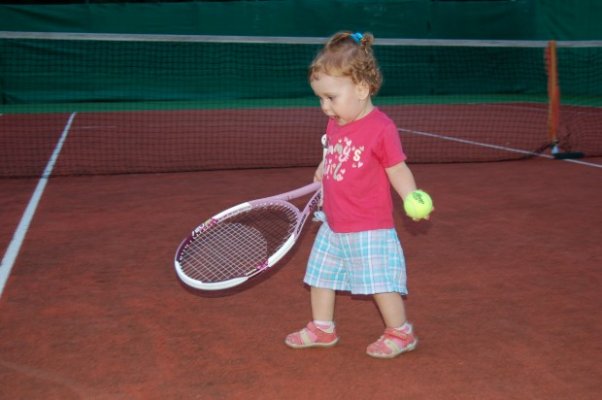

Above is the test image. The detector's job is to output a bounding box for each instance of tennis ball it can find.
[404,190,433,220]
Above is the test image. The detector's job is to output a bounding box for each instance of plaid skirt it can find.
[304,220,407,295]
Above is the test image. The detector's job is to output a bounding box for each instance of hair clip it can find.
[350,32,363,44]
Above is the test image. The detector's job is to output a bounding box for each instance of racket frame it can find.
[174,182,321,290]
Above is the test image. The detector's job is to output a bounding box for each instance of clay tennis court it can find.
[1,105,601,399]
[2,8,602,399]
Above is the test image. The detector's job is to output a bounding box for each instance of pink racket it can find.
[174,182,322,291]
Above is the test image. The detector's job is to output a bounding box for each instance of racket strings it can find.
[181,223,266,281]
[179,204,298,283]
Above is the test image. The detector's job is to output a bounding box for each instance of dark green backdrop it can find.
[1,0,601,40]
[1,1,600,106]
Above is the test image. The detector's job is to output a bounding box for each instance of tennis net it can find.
[1,32,601,177]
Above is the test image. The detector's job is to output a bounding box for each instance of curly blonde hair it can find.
[309,31,382,95]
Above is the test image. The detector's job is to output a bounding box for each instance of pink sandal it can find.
[366,327,418,359]
[285,322,339,349]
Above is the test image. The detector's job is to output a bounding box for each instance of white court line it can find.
[400,128,602,169]
[0,112,77,298]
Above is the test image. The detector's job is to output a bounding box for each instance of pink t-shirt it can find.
[322,107,406,233]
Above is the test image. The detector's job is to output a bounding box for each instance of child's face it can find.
[310,72,370,126]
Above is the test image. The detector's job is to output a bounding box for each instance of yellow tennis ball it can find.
[404,190,433,220]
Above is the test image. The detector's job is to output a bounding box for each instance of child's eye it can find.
[317,95,335,104]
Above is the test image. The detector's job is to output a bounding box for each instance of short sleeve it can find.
[374,121,407,167]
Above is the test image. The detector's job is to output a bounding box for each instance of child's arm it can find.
[314,159,324,182]
[385,161,417,201]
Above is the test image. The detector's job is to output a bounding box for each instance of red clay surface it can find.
[1,159,601,399]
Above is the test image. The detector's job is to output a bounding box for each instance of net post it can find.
[546,40,561,155]
[546,40,584,160]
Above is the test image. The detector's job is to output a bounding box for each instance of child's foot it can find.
[366,327,418,359]
[285,322,339,349]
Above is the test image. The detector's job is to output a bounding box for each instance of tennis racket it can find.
[174,181,322,291]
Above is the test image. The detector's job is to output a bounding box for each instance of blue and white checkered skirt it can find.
[304,218,407,295]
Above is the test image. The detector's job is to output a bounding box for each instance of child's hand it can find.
[410,206,434,222]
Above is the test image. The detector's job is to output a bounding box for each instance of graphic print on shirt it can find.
[323,137,365,182]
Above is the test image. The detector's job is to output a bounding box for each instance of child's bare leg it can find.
[373,292,407,327]
[311,286,336,321]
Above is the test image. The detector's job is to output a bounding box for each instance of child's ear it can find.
[355,81,371,100]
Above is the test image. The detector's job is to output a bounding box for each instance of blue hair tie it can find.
[350,32,363,44]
